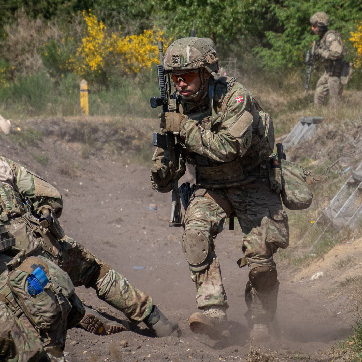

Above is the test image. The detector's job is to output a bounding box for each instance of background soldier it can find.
[309,11,345,106]
[0,156,178,340]
[151,37,289,341]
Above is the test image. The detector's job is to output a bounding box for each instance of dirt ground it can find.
[3,119,361,361]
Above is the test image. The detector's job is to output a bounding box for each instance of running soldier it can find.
[151,37,289,341]
[0,156,178,341]
[310,12,345,105]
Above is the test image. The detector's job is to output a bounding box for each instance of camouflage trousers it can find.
[182,178,289,324]
[56,236,153,322]
[314,72,343,106]
[6,219,153,323]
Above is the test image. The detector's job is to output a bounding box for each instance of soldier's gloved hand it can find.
[150,159,176,193]
[159,112,187,133]
[37,205,53,228]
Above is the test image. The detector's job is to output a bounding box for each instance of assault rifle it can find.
[304,41,316,94]
[150,42,183,227]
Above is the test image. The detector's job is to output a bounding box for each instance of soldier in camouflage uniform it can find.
[0,156,178,340]
[0,251,85,361]
[310,12,345,106]
[151,37,289,341]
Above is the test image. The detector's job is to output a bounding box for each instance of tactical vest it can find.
[318,30,344,75]
[183,77,274,188]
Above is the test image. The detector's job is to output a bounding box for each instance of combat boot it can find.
[189,306,227,338]
[249,323,270,342]
[144,305,179,337]
[78,307,127,335]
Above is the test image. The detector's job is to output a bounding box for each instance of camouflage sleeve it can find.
[319,33,344,61]
[179,87,256,163]
[4,158,63,215]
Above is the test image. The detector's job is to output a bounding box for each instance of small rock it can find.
[0,115,11,134]
[119,340,128,348]
[310,271,324,280]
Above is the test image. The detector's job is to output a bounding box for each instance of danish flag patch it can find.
[236,96,244,103]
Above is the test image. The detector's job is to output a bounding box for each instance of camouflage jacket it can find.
[0,157,63,218]
[316,30,345,74]
[0,157,63,253]
[154,76,274,189]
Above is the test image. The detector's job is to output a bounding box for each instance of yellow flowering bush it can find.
[69,11,168,85]
[350,21,362,67]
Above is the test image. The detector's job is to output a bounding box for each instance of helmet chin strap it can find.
[180,68,207,101]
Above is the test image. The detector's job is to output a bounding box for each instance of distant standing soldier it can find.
[151,37,290,341]
[309,11,345,106]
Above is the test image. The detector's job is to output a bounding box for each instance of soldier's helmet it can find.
[310,12,329,27]
[164,37,219,73]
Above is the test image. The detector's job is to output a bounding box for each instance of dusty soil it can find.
[2,118,361,361]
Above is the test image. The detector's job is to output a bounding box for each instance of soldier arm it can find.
[318,33,344,61]
[5,158,63,216]
[179,88,257,163]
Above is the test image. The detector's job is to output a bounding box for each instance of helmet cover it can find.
[164,37,219,73]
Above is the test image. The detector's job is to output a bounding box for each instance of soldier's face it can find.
[311,24,319,35]
[171,70,211,101]
[171,70,202,98]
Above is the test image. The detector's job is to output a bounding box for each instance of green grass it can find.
[31,152,48,166]
[9,127,43,147]
[339,318,362,360]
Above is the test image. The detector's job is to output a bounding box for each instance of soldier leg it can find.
[328,75,343,105]
[58,236,153,322]
[182,190,227,309]
[57,236,177,336]
[182,189,228,334]
[314,73,329,106]
[229,183,289,340]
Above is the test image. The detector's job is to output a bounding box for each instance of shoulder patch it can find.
[227,111,253,138]
[236,96,244,104]
[327,34,335,42]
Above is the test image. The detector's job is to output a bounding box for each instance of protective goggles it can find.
[171,71,199,84]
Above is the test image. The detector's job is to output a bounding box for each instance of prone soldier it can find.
[0,156,178,344]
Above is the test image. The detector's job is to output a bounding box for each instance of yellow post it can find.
[80,79,89,115]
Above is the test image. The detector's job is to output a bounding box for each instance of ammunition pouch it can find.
[341,60,354,85]
[0,256,75,332]
[196,158,248,188]
[280,160,313,210]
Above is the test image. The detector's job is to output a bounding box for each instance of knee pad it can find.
[249,265,278,293]
[182,229,211,272]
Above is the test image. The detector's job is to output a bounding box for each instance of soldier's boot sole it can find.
[78,308,127,335]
